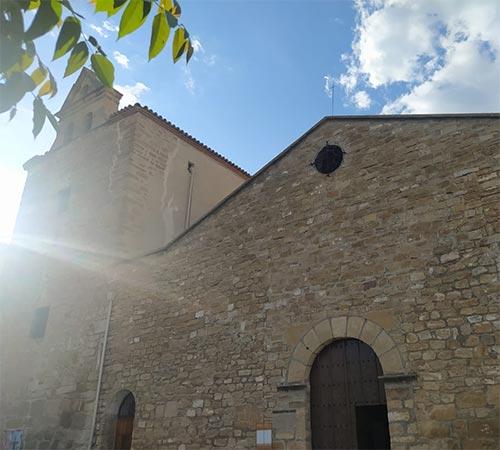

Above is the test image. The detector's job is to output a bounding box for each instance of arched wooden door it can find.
[114,392,135,450]
[310,338,391,450]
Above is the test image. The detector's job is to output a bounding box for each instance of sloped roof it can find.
[109,103,250,179]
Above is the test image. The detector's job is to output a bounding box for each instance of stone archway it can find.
[286,316,405,384]
[278,316,410,449]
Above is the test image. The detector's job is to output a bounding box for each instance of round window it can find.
[314,144,343,174]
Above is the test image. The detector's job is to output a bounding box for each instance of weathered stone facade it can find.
[0,72,498,449]
[90,115,498,449]
[0,71,248,449]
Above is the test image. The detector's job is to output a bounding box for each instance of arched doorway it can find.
[310,338,391,450]
[114,392,135,450]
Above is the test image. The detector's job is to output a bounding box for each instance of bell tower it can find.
[13,67,248,263]
[12,69,127,263]
[52,68,122,149]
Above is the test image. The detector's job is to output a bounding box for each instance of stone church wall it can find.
[1,92,247,447]
[1,108,137,448]
[1,250,109,449]
[94,115,499,449]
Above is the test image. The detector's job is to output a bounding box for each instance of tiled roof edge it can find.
[108,104,251,178]
[324,113,500,120]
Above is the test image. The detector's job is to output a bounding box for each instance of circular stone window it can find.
[314,144,343,174]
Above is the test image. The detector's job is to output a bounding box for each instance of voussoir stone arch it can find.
[286,315,404,384]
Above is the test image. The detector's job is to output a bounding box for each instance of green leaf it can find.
[25,0,62,41]
[46,108,58,130]
[94,0,111,12]
[0,38,24,73]
[159,0,173,11]
[59,0,84,18]
[94,0,126,17]
[149,12,170,60]
[0,71,36,113]
[186,39,194,63]
[91,53,114,88]
[165,10,177,28]
[38,78,53,96]
[172,0,181,18]
[31,66,47,86]
[48,71,58,97]
[14,0,31,10]
[172,26,187,63]
[114,0,128,8]
[118,0,150,38]
[1,1,24,40]
[4,49,34,77]
[27,0,41,10]
[53,16,81,60]
[63,41,89,77]
[143,0,153,17]
[33,96,46,137]
[26,41,36,57]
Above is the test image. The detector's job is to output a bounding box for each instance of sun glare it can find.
[0,166,26,243]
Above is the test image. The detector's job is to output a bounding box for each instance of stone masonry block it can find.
[314,319,333,344]
[372,330,396,356]
[292,341,314,366]
[165,400,178,417]
[360,320,383,345]
[346,316,365,338]
[330,316,347,338]
[379,348,403,373]
[302,329,321,353]
[287,360,307,383]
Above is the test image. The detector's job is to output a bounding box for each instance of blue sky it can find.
[1,0,499,241]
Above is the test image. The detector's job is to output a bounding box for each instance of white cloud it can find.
[90,20,118,39]
[192,38,204,54]
[353,90,371,109]
[190,36,217,67]
[383,39,500,113]
[115,82,150,108]
[183,67,196,95]
[203,54,217,67]
[341,0,500,113]
[102,20,118,32]
[323,74,334,98]
[90,24,108,38]
[113,51,130,69]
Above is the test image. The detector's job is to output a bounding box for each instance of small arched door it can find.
[310,338,391,449]
[114,392,135,450]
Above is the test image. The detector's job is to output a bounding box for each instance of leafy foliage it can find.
[1,0,193,137]
[53,16,81,60]
[90,54,114,88]
[63,42,89,77]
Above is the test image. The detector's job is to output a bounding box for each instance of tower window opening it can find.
[84,112,93,131]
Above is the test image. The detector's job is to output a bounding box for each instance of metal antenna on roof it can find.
[331,83,334,116]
